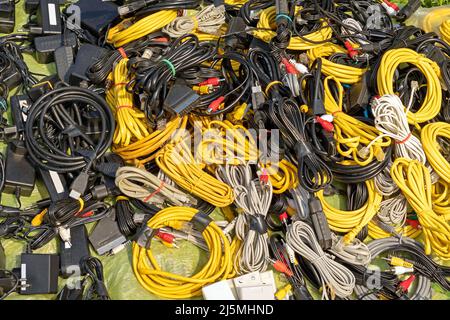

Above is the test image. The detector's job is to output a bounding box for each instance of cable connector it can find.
[207,96,225,113]
[381,0,399,16]
[389,266,414,275]
[383,256,414,268]
[269,258,293,276]
[258,168,269,185]
[344,41,359,60]
[281,58,298,75]
[398,274,416,293]
[58,227,72,248]
[275,284,292,300]
[316,116,334,133]
[289,59,308,74]
[69,171,89,200]
[193,85,213,95]
[199,77,222,86]
[406,219,421,229]
[118,0,150,16]
[251,85,265,110]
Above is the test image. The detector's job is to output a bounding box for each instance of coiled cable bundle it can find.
[115,166,196,207]
[286,220,356,300]
[377,48,442,125]
[24,86,115,173]
[132,207,233,298]
[421,122,450,183]
[163,5,226,38]
[216,164,272,273]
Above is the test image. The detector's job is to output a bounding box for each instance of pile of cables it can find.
[1,0,450,302]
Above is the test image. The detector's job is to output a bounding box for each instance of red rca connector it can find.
[156,231,176,244]
[80,210,94,218]
[316,116,334,132]
[344,41,359,60]
[398,274,416,293]
[259,169,269,185]
[384,0,399,11]
[199,77,222,86]
[271,259,293,277]
[207,96,225,113]
[279,212,288,222]
[281,58,298,75]
[406,219,421,229]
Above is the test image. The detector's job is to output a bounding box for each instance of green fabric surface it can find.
[1,0,449,300]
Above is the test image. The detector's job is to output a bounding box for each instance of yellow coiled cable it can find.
[156,141,234,207]
[421,122,450,183]
[132,206,233,299]
[106,58,150,147]
[323,76,391,166]
[367,221,422,239]
[391,158,450,259]
[196,119,259,165]
[440,20,450,44]
[432,180,450,219]
[377,48,442,124]
[423,7,450,33]
[107,10,178,47]
[114,116,188,166]
[307,44,367,84]
[261,159,298,194]
[252,6,332,51]
[317,179,383,244]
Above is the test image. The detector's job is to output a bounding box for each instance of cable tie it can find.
[395,132,412,145]
[116,105,134,111]
[275,14,293,24]
[143,181,166,203]
[118,47,128,59]
[161,59,176,77]
[113,82,128,87]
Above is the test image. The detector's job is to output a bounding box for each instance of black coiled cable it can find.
[24,86,114,173]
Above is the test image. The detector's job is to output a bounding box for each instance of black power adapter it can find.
[60,225,91,279]
[10,94,32,135]
[14,253,59,294]
[67,44,109,86]
[34,31,77,64]
[4,140,36,197]
[75,0,120,38]
[28,0,62,35]
[0,0,15,34]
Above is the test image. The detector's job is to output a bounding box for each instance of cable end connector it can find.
[69,171,89,200]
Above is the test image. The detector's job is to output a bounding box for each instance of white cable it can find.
[377,193,408,226]
[371,94,427,163]
[163,5,226,38]
[374,161,399,196]
[115,166,196,207]
[216,164,273,274]
[286,221,356,300]
[329,233,371,266]
[341,18,369,45]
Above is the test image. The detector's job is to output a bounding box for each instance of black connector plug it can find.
[163,79,200,116]
[69,171,89,200]
[0,1,15,34]
[396,0,421,22]
[89,210,127,255]
[308,196,332,250]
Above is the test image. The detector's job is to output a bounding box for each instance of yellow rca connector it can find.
[275,284,292,300]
